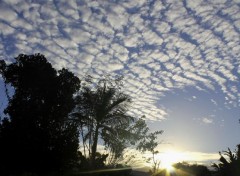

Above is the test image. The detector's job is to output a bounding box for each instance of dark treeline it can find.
[211,144,240,176]
[0,54,161,176]
[0,54,239,176]
[148,144,240,176]
[0,54,81,175]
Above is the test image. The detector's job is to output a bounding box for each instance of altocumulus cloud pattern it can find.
[0,0,239,120]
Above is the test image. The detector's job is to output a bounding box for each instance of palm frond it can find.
[223,148,237,162]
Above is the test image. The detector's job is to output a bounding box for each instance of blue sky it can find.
[0,0,240,166]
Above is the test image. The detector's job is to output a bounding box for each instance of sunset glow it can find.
[157,150,188,169]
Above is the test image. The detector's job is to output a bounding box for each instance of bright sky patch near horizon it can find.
[0,0,239,166]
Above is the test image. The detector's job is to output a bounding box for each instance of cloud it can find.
[0,4,18,22]
[0,0,239,121]
[211,99,218,106]
[106,62,124,72]
[181,151,220,164]
[202,117,213,124]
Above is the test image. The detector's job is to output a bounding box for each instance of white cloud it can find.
[55,1,79,20]
[111,43,129,62]
[136,67,152,79]
[182,151,219,163]
[106,5,128,30]
[211,99,218,106]
[2,0,22,5]
[202,117,213,124]
[0,5,18,22]
[122,0,146,9]
[142,29,163,46]
[53,37,77,49]
[106,62,124,72]
[154,21,171,34]
[0,23,15,35]
[68,28,91,44]
[0,0,239,121]
[123,33,143,47]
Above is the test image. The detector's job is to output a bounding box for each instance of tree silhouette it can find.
[173,162,211,176]
[72,77,150,169]
[137,130,163,174]
[0,54,81,175]
[212,144,240,176]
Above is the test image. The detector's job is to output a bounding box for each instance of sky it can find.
[0,0,240,167]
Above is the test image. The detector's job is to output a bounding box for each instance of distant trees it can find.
[173,162,212,176]
[0,54,81,175]
[212,144,240,176]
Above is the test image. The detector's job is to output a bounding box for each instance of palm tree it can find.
[212,144,240,176]
[72,77,139,168]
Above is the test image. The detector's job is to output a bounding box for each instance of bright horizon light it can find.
[137,148,219,171]
[156,150,188,170]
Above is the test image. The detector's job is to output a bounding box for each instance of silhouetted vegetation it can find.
[137,131,163,174]
[0,54,161,176]
[71,76,159,170]
[1,54,239,176]
[212,144,240,176]
[0,54,81,175]
[173,162,212,176]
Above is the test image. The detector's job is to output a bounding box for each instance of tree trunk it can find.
[90,124,99,169]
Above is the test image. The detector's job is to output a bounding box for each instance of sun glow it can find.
[158,150,187,170]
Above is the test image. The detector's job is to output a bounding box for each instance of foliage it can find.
[0,54,81,175]
[0,53,164,174]
[71,76,151,169]
[173,162,212,176]
[105,149,137,167]
[212,144,240,176]
[137,130,163,174]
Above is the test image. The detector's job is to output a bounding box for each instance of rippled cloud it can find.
[0,0,239,121]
